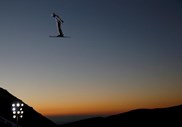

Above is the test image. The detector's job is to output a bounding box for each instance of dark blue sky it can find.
[0,0,182,124]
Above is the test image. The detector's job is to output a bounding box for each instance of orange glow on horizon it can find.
[34,100,182,116]
[36,105,125,116]
[20,83,182,117]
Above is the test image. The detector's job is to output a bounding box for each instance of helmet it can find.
[51,13,56,17]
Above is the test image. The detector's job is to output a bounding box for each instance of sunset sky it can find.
[0,0,182,123]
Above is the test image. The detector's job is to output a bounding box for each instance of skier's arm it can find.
[57,16,64,23]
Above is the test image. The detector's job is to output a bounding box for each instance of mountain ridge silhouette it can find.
[59,104,182,127]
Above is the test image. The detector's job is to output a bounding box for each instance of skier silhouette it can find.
[51,12,64,37]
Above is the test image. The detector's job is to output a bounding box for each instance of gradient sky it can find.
[0,0,182,123]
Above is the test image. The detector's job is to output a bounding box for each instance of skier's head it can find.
[51,13,56,17]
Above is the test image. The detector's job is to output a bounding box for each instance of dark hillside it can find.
[0,87,56,127]
[60,105,182,127]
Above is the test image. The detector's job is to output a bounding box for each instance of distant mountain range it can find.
[59,105,182,127]
[0,87,56,127]
[1,87,182,127]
